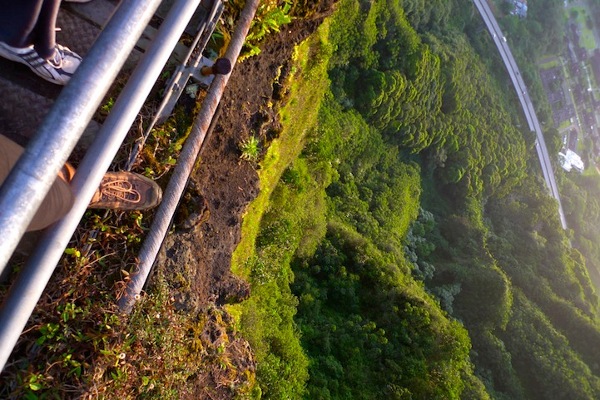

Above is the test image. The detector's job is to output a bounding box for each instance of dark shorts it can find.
[0,0,60,59]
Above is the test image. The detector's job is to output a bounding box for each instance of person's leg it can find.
[0,1,45,49]
[0,135,74,232]
[31,0,61,59]
[0,0,61,58]
[0,0,82,85]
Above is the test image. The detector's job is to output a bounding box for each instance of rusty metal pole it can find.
[118,0,261,312]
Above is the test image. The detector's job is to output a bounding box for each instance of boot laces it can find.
[99,179,141,204]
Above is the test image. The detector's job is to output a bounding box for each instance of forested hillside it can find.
[235,0,600,398]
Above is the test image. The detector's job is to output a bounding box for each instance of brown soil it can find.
[154,7,334,398]
[159,13,330,304]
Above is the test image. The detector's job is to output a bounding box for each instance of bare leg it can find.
[0,135,74,232]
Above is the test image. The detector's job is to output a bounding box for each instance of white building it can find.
[558,149,584,172]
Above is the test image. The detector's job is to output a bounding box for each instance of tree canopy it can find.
[242,0,600,398]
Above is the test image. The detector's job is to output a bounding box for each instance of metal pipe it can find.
[0,0,162,273]
[124,0,224,171]
[0,0,201,373]
[118,0,261,313]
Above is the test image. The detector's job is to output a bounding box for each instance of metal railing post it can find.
[118,0,261,313]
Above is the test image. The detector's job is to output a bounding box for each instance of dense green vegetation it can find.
[234,0,600,398]
[562,173,600,296]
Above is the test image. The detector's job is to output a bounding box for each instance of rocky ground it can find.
[157,12,330,307]
[153,5,334,398]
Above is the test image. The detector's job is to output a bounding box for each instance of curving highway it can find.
[472,0,567,229]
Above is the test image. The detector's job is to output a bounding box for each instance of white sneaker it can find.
[0,42,82,85]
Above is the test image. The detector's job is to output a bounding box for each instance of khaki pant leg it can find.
[0,135,74,231]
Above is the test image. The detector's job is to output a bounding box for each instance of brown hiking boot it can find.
[89,172,162,210]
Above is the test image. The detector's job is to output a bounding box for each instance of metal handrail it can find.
[0,0,163,272]
[0,0,203,373]
[124,0,224,171]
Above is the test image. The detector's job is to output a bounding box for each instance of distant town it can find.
[535,0,600,173]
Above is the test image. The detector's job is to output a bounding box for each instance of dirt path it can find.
[157,13,328,305]
[151,9,333,398]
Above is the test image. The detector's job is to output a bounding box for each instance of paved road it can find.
[472,0,568,229]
